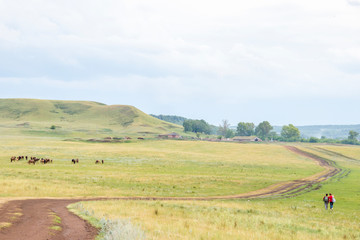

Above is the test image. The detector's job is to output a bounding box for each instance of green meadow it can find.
[1,99,359,239]
[1,134,359,239]
[68,144,360,240]
[0,137,321,198]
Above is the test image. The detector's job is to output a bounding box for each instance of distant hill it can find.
[273,125,360,139]
[0,99,183,137]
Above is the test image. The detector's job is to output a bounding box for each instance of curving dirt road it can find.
[0,199,97,240]
[0,146,342,240]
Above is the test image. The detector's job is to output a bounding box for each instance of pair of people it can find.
[323,193,336,210]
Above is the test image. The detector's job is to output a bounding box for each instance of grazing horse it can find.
[101,160,104,164]
[28,159,35,165]
[10,156,16,162]
[95,160,100,164]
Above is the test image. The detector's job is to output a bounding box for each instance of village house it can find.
[232,136,262,142]
[158,132,182,139]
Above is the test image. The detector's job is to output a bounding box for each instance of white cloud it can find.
[1,0,360,124]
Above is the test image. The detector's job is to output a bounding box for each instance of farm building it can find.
[232,136,262,142]
[158,132,182,139]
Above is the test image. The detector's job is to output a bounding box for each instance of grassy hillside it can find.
[0,98,183,137]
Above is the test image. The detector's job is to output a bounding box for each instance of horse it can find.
[95,160,100,164]
[28,159,35,165]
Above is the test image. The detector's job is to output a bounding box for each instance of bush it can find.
[309,137,319,143]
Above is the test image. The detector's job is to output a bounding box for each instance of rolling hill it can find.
[0,98,183,138]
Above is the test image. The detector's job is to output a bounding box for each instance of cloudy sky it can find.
[1,0,359,126]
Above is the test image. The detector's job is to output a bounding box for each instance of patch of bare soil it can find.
[0,199,97,240]
[0,146,341,239]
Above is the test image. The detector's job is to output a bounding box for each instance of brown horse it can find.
[95,160,100,164]
[10,156,16,162]
[28,159,35,165]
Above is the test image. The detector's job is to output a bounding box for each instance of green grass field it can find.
[1,131,359,239]
[67,144,360,240]
[0,137,322,198]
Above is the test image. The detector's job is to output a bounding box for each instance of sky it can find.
[0,0,360,126]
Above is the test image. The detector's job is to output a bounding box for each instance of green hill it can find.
[0,98,183,138]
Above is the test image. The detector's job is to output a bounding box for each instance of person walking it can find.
[328,193,336,210]
[323,193,329,210]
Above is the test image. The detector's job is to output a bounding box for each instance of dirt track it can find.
[0,146,341,240]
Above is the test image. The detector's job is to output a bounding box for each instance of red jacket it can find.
[328,195,334,203]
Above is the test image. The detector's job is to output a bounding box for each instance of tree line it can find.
[183,118,359,144]
[151,114,359,145]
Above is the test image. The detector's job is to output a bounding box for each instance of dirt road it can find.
[0,146,341,240]
[0,199,97,240]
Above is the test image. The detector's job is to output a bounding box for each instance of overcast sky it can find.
[1,0,359,126]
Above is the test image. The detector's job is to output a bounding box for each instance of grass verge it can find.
[68,202,146,240]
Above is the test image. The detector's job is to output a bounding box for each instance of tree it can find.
[225,129,235,138]
[309,137,319,143]
[269,131,279,141]
[348,130,359,141]
[183,120,193,132]
[255,121,273,139]
[218,120,231,136]
[236,122,255,136]
[183,119,211,134]
[281,124,300,141]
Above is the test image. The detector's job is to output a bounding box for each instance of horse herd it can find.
[10,156,52,165]
[10,156,104,165]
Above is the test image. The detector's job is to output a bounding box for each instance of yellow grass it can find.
[76,198,360,240]
[0,137,322,198]
[68,144,360,240]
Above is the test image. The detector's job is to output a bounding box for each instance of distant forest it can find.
[151,114,218,135]
[151,114,360,140]
[150,114,187,126]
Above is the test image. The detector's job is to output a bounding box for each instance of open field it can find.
[1,134,359,239]
[68,144,360,240]
[0,137,322,198]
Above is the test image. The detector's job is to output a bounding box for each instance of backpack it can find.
[324,196,328,202]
